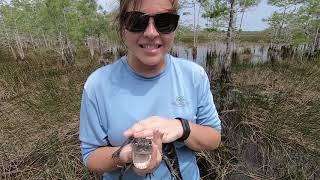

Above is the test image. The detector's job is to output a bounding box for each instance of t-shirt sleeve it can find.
[196,68,222,134]
[79,88,110,166]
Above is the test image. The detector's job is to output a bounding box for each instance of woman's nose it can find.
[143,18,159,39]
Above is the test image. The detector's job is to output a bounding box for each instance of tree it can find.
[180,0,202,48]
[266,0,319,60]
[199,0,260,110]
[238,0,260,31]
[0,0,118,65]
[266,0,297,45]
[295,0,320,59]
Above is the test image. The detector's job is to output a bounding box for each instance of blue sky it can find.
[98,0,280,31]
[239,0,280,31]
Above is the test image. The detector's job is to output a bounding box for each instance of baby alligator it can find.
[112,137,183,180]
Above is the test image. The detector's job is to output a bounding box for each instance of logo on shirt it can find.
[172,96,189,107]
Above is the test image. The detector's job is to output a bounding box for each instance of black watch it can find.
[175,117,191,142]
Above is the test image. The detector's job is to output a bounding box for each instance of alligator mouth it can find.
[133,152,152,169]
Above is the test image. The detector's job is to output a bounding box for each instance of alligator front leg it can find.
[112,136,134,159]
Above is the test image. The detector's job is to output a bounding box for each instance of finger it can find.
[123,128,133,138]
[124,123,144,137]
[152,129,164,150]
[133,129,154,138]
[138,117,156,124]
[154,130,164,163]
[151,143,162,165]
[138,117,160,129]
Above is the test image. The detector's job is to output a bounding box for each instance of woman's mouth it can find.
[139,44,162,49]
[139,44,162,54]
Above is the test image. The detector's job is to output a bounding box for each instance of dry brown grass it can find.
[1,49,319,179]
[0,52,100,179]
[198,60,320,179]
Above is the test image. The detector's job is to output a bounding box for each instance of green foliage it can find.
[266,0,320,48]
[0,0,117,51]
[199,0,261,30]
[239,0,260,8]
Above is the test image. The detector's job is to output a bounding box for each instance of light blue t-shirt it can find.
[79,54,221,180]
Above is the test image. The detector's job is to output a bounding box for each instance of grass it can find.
[236,31,272,43]
[1,47,319,179]
[176,29,272,44]
[0,50,100,179]
[198,60,320,179]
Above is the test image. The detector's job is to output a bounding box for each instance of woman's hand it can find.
[118,143,133,165]
[124,116,183,143]
[132,129,163,176]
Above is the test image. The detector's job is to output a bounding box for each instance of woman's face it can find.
[123,0,176,75]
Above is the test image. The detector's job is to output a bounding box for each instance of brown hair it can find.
[114,0,179,41]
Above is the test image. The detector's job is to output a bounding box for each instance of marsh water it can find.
[105,41,314,67]
[171,42,312,66]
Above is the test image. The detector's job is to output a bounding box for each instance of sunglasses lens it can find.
[123,12,179,33]
[125,12,149,32]
[154,13,179,33]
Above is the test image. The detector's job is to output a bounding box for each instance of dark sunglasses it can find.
[122,11,180,34]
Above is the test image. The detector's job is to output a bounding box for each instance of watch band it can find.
[176,117,191,142]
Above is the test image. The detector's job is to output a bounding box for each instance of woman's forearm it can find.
[184,122,221,152]
[86,146,124,173]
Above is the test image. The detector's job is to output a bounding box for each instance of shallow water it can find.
[104,42,312,66]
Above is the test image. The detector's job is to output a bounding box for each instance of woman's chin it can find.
[142,58,164,67]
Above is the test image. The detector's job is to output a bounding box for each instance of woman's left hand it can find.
[124,116,183,143]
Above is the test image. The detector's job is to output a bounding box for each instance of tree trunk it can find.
[87,36,95,60]
[59,31,66,66]
[64,38,76,66]
[308,26,320,61]
[278,6,288,43]
[312,26,319,52]
[30,34,36,49]
[15,33,25,61]
[193,2,196,48]
[239,10,245,31]
[98,33,105,64]
[220,0,236,111]
[42,32,48,48]
[222,0,235,84]
[5,32,17,61]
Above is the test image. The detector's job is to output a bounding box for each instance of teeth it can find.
[142,45,159,49]
[133,159,151,169]
[134,162,148,169]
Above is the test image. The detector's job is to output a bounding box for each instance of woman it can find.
[79,0,221,179]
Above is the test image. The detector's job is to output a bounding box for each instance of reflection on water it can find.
[101,42,319,67]
[171,42,316,66]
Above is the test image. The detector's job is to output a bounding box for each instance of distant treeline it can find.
[0,0,319,66]
[0,0,119,65]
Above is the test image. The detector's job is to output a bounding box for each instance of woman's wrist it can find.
[175,117,191,142]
